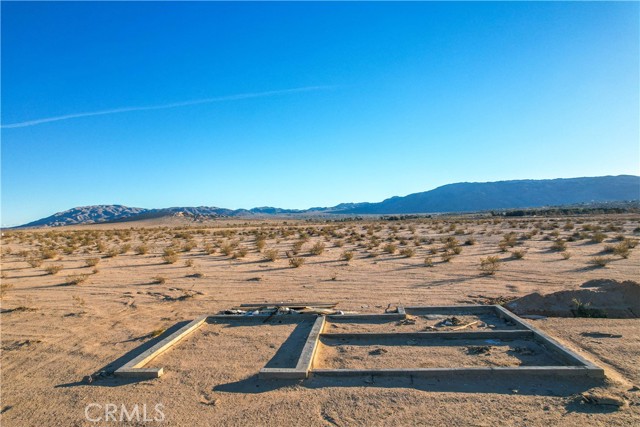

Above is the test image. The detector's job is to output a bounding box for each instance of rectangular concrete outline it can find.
[312,305,604,379]
[113,305,603,380]
[114,313,321,379]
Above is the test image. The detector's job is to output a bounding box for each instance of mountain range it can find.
[17,175,640,227]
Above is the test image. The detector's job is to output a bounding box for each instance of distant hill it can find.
[339,175,640,214]
[15,175,640,227]
[20,205,148,227]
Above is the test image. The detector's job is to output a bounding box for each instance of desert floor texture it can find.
[1,214,639,426]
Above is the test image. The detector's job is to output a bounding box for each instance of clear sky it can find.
[1,1,638,226]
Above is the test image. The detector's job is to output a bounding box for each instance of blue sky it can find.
[2,1,638,226]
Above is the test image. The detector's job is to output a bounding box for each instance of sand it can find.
[1,214,640,426]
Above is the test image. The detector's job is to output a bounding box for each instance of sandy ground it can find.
[1,215,639,426]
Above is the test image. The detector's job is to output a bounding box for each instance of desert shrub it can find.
[232,248,248,259]
[334,240,344,248]
[85,258,100,267]
[440,251,453,263]
[624,238,638,249]
[551,239,567,252]
[341,250,354,261]
[424,256,434,267]
[288,257,305,268]
[479,256,500,275]
[66,274,88,285]
[182,241,197,252]
[44,264,63,275]
[511,249,526,259]
[220,243,235,256]
[0,282,13,299]
[203,244,217,255]
[120,244,131,254]
[451,246,463,255]
[27,257,43,268]
[561,251,572,260]
[572,298,607,318]
[610,242,630,258]
[309,242,326,256]
[590,232,607,243]
[135,244,149,255]
[151,276,166,285]
[399,248,415,258]
[590,256,612,268]
[383,243,397,254]
[289,240,304,255]
[62,246,75,255]
[255,237,266,251]
[104,248,120,258]
[162,253,179,264]
[41,249,57,260]
[184,259,195,267]
[263,248,279,262]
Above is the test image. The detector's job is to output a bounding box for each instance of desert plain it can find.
[1,214,639,426]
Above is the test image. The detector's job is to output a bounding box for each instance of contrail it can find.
[1,85,334,129]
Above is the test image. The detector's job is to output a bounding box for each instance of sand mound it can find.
[505,279,640,318]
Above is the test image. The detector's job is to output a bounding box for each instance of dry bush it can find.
[135,244,149,255]
[105,248,120,258]
[44,264,63,275]
[66,274,88,285]
[341,250,354,261]
[233,247,248,259]
[162,252,179,264]
[120,244,131,254]
[479,256,500,275]
[511,249,526,260]
[561,251,572,260]
[383,243,397,254]
[399,248,415,258]
[288,257,305,268]
[26,257,43,268]
[184,259,195,267]
[590,232,607,243]
[151,276,167,285]
[551,239,567,252]
[440,251,453,263]
[204,244,217,255]
[85,257,100,267]
[424,256,434,267]
[0,282,13,299]
[309,242,326,256]
[263,248,279,262]
[41,249,58,260]
[255,237,266,251]
[590,256,612,268]
[182,241,197,252]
